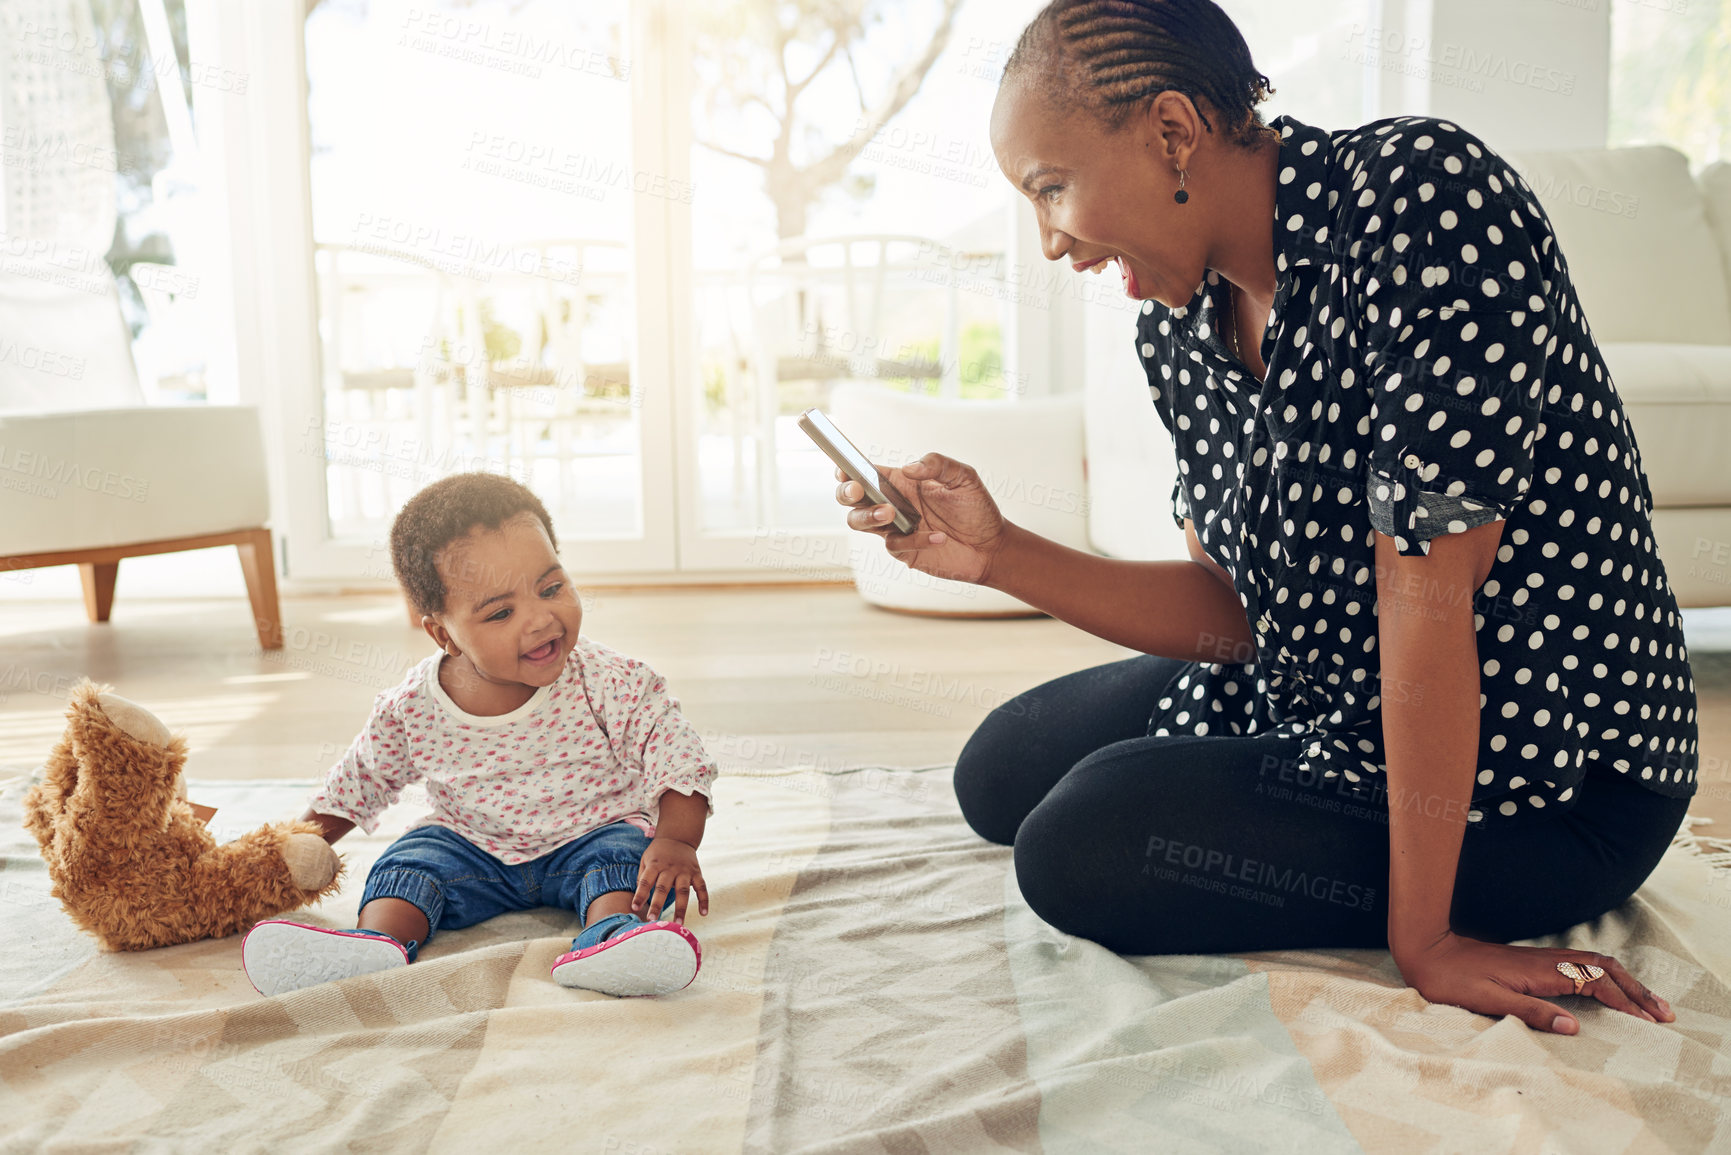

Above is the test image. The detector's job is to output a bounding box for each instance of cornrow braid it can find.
[1006,0,1276,147]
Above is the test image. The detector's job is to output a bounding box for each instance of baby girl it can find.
[242,472,717,997]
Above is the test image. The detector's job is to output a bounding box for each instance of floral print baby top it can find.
[308,636,718,863]
[1137,113,1698,822]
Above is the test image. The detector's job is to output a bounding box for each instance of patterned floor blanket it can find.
[2,766,1729,1153]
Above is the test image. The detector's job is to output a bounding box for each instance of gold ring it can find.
[1557,960,1606,996]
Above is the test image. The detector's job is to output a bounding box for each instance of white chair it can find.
[0,0,282,648]
[0,407,282,647]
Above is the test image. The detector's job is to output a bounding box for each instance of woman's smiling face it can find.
[989,78,1212,310]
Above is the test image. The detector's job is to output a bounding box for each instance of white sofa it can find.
[0,403,284,648]
[0,178,283,649]
[0,192,283,651]
[1084,146,1731,608]
[1502,148,1731,607]
[0,0,285,648]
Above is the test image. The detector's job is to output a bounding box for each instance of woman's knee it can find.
[953,703,1044,845]
[1010,808,1073,930]
[1008,782,1112,938]
[1012,807,1180,953]
[1007,747,1217,952]
[953,763,1016,846]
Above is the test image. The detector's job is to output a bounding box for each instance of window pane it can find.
[92,0,202,402]
[1611,0,1729,164]
[303,0,639,543]
[0,0,204,409]
[686,0,1046,538]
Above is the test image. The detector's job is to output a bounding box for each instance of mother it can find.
[834,0,1698,1035]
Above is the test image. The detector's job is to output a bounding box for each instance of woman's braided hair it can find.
[1005,0,1277,148]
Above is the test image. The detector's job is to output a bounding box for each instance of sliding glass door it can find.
[271,0,1063,581]
[285,0,675,577]
[229,0,1380,583]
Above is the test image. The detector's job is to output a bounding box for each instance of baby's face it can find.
[428,513,582,689]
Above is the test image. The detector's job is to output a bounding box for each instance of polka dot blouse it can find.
[1137,113,1699,823]
[307,636,719,863]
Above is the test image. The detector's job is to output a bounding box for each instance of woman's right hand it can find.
[833,452,1011,586]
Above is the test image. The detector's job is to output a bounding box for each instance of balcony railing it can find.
[310,233,1011,537]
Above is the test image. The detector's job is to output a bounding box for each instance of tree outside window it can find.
[1611,0,1731,167]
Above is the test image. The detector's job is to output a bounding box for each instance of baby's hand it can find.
[633,836,709,924]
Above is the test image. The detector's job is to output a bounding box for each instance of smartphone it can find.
[798,407,922,535]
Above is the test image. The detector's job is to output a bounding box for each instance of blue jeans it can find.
[359,821,671,960]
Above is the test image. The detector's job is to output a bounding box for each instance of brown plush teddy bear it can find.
[23,679,345,951]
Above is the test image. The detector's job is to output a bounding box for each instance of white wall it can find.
[1005,197,1086,399]
[1372,0,1611,152]
[1080,295,1188,563]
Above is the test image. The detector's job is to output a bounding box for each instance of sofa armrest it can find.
[0,406,272,556]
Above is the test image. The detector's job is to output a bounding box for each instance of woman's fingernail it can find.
[875,507,891,520]
[1551,1016,1576,1034]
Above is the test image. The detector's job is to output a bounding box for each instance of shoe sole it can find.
[242,921,408,996]
[550,923,700,996]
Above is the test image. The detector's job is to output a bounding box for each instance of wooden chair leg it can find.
[236,529,284,650]
[79,561,119,623]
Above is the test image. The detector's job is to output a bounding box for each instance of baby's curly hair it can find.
[390,472,559,618]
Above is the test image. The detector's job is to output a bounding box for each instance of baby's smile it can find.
[523,635,562,665]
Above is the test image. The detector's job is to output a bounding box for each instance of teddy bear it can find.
[23,679,345,952]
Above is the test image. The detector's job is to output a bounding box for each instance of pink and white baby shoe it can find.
[550,921,701,996]
[242,919,411,996]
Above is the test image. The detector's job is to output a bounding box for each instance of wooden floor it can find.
[3,585,1728,830]
[0,586,1131,782]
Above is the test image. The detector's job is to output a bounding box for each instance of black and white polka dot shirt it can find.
[1138,113,1699,822]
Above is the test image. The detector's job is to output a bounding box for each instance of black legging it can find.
[955,654,1691,955]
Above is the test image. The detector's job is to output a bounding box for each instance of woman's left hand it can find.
[1395,931,1675,1034]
